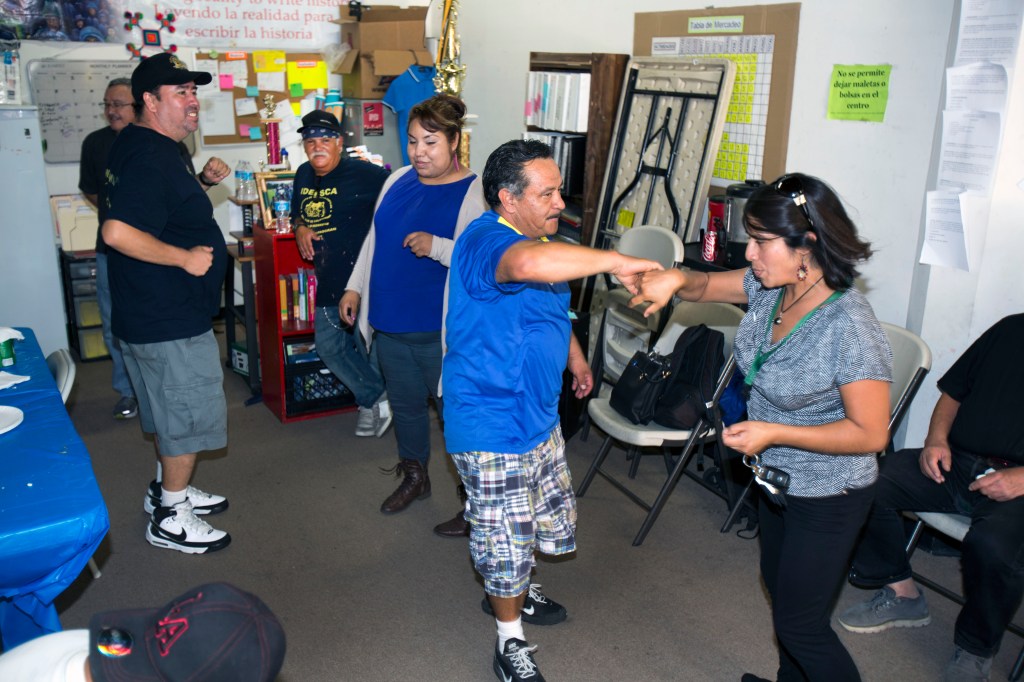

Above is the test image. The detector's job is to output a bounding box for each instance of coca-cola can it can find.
[703,195,726,263]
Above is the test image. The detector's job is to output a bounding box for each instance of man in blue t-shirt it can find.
[443,139,662,682]
[292,109,392,439]
[103,53,233,556]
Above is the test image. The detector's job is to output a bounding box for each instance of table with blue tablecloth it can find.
[0,328,109,650]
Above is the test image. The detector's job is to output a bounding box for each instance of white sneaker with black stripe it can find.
[146,500,231,554]
[143,480,228,516]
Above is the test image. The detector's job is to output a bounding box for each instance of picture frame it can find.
[256,171,296,229]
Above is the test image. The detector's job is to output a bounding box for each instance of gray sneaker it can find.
[355,398,392,438]
[838,585,931,633]
[944,646,992,682]
[114,396,138,419]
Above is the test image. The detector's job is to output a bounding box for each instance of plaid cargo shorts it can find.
[449,427,577,598]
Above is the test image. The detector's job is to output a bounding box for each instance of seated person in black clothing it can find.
[839,313,1024,682]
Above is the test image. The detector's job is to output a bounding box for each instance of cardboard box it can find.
[332,6,433,99]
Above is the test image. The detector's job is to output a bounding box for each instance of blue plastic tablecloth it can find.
[0,329,109,650]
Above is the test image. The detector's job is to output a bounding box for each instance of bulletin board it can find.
[634,3,799,185]
[194,50,329,146]
[27,59,138,164]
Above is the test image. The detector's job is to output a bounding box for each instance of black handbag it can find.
[609,350,672,425]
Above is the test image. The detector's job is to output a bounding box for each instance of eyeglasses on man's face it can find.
[774,174,816,232]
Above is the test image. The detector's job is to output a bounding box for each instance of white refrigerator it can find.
[0,106,67,356]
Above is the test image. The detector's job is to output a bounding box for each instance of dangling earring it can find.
[797,256,808,281]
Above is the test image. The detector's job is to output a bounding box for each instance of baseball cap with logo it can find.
[297,109,343,138]
[131,52,213,102]
[88,582,286,682]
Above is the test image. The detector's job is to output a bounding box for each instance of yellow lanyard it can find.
[498,215,549,242]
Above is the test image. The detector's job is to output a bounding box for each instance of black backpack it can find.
[652,324,725,429]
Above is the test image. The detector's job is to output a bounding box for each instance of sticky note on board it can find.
[253,50,286,72]
[291,102,302,116]
[287,60,328,92]
[239,124,250,136]
[249,127,263,140]
[289,82,303,97]
[219,74,234,90]
[246,85,259,97]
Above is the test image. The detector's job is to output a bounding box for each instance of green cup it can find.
[0,339,14,367]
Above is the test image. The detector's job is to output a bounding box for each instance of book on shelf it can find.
[283,338,319,364]
[277,268,317,327]
[524,71,590,133]
[521,131,585,196]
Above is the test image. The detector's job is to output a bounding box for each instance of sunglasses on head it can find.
[774,174,816,232]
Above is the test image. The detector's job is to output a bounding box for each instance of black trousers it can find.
[759,484,874,682]
[849,448,1024,657]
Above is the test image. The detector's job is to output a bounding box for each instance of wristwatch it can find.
[197,172,218,187]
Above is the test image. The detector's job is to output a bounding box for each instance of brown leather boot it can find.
[433,510,469,537]
[380,460,431,514]
[433,484,469,537]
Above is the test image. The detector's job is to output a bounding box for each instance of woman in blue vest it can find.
[341,94,486,530]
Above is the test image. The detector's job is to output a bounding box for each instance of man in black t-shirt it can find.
[839,314,1024,681]
[292,109,392,439]
[103,53,233,555]
[80,78,201,422]
[79,77,139,421]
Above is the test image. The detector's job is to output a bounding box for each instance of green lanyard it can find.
[744,289,843,393]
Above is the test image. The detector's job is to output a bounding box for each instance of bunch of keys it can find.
[743,454,791,507]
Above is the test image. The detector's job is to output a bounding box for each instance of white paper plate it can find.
[0,405,24,435]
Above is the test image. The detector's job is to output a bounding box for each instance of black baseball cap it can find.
[131,52,213,101]
[89,582,286,682]
[298,109,343,137]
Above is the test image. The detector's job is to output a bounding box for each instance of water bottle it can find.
[234,160,257,201]
[273,184,292,233]
[281,148,291,171]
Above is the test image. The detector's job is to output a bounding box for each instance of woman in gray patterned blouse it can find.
[634,173,893,682]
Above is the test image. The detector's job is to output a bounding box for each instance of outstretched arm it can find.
[496,240,662,290]
[631,268,748,316]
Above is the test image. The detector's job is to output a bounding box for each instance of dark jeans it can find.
[375,331,442,465]
[314,306,385,409]
[759,484,875,682]
[849,448,1024,658]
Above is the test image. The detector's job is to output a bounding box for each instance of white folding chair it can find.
[45,348,76,404]
[576,300,745,545]
[580,226,686,440]
[46,349,101,580]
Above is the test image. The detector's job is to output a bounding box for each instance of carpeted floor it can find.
[53,325,1022,681]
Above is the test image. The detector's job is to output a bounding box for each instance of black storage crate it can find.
[283,359,355,417]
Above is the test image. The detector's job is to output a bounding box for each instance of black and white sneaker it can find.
[143,479,229,516]
[494,638,545,682]
[146,500,231,554]
[482,584,567,625]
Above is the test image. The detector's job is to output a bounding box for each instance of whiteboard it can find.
[27,60,137,163]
